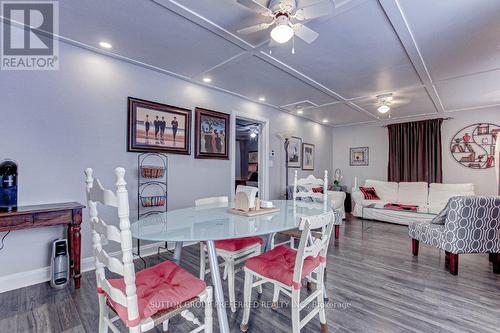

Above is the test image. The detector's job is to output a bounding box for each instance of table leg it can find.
[71,208,82,289]
[206,240,230,333]
[173,241,183,265]
[264,233,275,252]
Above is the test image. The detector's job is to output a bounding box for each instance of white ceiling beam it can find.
[377,0,445,113]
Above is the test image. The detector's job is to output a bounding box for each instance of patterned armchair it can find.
[408,196,500,275]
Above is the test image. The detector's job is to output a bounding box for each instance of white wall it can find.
[332,108,500,195]
[0,42,332,279]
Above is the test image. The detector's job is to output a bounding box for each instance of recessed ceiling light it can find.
[202,77,212,83]
[377,105,390,114]
[322,119,329,123]
[297,110,303,114]
[258,97,266,102]
[99,41,112,49]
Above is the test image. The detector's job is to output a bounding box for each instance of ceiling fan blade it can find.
[237,22,273,34]
[293,24,319,44]
[293,1,334,21]
[236,0,273,16]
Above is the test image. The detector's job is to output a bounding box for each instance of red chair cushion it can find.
[244,245,322,287]
[102,260,206,327]
[214,236,263,251]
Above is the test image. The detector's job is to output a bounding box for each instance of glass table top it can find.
[131,200,330,242]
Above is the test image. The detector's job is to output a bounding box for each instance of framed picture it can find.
[350,147,369,166]
[128,97,191,154]
[248,151,258,164]
[287,136,302,168]
[195,107,230,159]
[302,143,315,170]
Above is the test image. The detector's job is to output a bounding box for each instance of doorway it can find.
[230,112,269,201]
[235,119,261,190]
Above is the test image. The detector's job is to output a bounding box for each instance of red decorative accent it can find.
[244,245,322,287]
[335,225,340,239]
[96,287,104,294]
[359,187,380,200]
[319,256,326,263]
[411,239,419,256]
[383,203,418,212]
[292,281,302,290]
[449,253,459,275]
[214,237,263,251]
[312,187,324,194]
[104,260,206,327]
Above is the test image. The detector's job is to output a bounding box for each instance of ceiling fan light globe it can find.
[377,105,390,114]
[271,24,294,44]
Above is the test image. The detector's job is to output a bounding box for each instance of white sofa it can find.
[352,180,475,225]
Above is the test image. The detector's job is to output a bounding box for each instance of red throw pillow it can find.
[359,187,380,200]
[312,187,324,194]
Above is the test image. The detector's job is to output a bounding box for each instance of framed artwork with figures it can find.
[127,97,191,154]
[195,107,230,159]
[287,136,302,168]
[302,143,315,170]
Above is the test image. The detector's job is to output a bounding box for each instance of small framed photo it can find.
[302,143,315,170]
[128,97,191,154]
[195,107,230,159]
[248,151,258,164]
[350,147,369,166]
[287,136,302,168]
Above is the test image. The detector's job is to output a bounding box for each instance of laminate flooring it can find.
[1,216,499,333]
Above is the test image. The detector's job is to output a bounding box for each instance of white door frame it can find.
[230,111,270,201]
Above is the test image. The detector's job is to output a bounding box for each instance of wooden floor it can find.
[1,216,499,333]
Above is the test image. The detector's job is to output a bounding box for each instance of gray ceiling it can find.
[30,0,500,125]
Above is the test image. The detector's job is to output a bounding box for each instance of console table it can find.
[0,202,85,288]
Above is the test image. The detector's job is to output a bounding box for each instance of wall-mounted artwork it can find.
[350,147,369,166]
[450,123,500,169]
[128,97,191,154]
[287,137,302,168]
[195,107,230,159]
[248,151,258,164]
[302,143,315,170]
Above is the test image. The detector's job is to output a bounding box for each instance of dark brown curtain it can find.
[387,118,443,183]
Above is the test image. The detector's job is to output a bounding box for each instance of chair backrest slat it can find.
[84,167,139,324]
[94,247,125,276]
[92,217,122,244]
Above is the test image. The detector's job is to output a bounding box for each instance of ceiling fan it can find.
[236,0,334,45]
[365,93,411,115]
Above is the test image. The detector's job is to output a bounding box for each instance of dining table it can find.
[130,199,331,333]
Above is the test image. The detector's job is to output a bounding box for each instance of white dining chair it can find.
[197,196,263,313]
[274,170,329,249]
[240,211,335,333]
[85,167,212,333]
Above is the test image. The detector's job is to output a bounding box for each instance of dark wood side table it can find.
[0,202,85,289]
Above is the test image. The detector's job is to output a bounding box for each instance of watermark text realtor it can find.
[1,1,59,70]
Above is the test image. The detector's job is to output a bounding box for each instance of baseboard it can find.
[0,241,196,293]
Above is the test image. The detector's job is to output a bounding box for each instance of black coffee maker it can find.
[0,160,18,212]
